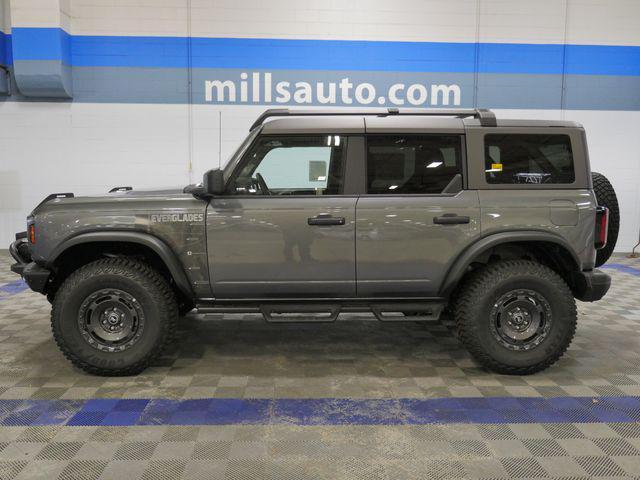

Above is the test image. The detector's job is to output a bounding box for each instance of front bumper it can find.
[572,269,611,302]
[9,234,51,294]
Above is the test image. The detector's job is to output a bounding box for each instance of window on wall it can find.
[366,135,462,194]
[484,134,575,184]
[231,135,346,195]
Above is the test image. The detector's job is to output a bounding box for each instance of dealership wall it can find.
[1,0,639,250]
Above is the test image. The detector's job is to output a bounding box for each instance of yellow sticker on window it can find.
[491,163,503,171]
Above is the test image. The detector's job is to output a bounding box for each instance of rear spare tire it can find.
[592,172,619,267]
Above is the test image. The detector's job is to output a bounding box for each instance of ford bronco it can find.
[9,108,618,376]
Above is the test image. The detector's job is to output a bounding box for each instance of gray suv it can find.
[9,108,616,376]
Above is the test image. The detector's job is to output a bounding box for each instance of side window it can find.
[366,135,462,194]
[231,135,346,195]
[485,134,575,184]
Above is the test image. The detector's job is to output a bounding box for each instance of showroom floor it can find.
[0,252,640,479]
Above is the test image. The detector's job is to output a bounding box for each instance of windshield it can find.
[223,128,261,181]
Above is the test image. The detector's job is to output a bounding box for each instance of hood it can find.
[31,186,192,215]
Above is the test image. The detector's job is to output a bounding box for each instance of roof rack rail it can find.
[250,108,497,130]
[109,186,133,193]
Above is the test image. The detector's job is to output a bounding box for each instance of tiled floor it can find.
[0,251,639,479]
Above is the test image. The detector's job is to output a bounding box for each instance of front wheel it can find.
[51,258,178,376]
[454,260,576,375]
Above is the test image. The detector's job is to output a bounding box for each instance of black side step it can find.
[196,300,446,322]
[370,303,444,322]
[260,304,341,323]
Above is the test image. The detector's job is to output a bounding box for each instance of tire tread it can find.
[454,260,577,375]
[592,172,620,267]
[51,257,178,376]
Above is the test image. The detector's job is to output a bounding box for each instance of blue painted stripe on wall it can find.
[0,31,10,66]
[40,66,638,111]
[8,28,640,76]
[72,37,640,76]
[1,396,639,427]
[11,28,70,65]
[0,31,5,65]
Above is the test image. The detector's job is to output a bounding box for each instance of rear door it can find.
[356,121,481,297]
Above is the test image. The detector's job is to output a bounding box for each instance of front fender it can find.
[46,231,194,298]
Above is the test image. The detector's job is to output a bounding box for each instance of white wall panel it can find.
[2,0,636,47]
[67,0,640,47]
[479,0,567,44]
[9,0,66,29]
[0,102,191,243]
[1,102,639,251]
[566,0,640,46]
[71,0,188,36]
[567,110,640,251]
[191,0,479,42]
[71,0,481,42]
[191,105,266,175]
[0,0,8,33]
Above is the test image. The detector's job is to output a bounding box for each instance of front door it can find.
[356,133,481,297]
[207,134,357,299]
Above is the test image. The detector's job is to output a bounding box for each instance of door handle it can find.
[433,214,470,225]
[308,214,346,226]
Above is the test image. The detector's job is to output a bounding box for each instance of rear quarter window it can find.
[484,134,575,185]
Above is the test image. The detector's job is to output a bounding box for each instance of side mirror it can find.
[204,169,225,195]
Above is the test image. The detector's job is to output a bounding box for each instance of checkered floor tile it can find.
[1,251,639,478]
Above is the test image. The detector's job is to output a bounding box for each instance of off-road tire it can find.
[454,260,576,375]
[51,258,178,376]
[592,172,619,267]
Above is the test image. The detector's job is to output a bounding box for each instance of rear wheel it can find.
[454,260,576,375]
[592,172,619,267]
[51,258,178,376]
